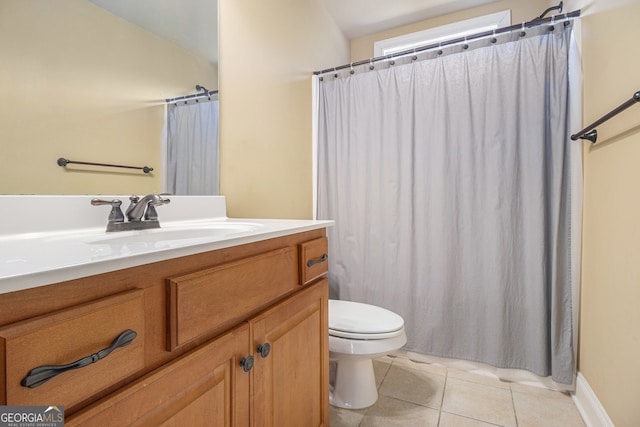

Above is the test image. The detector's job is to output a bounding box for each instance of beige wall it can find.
[564,1,640,425]
[0,0,217,195]
[350,0,553,62]
[218,0,349,219]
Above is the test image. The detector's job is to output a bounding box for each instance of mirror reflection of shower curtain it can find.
[166,99,220,195]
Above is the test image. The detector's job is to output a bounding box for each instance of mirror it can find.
[0,0,218,195]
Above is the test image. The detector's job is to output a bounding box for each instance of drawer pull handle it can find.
[307,253,328,268]
[21,329,137,388]
[240,355,254,373]
[257,343,271,358]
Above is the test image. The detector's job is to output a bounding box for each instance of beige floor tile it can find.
[388,350,450,376]
[394,356,449,377]
[378,361,446,409]
[330,405,367,427]
[374,357,393,388]
[360,395,440,427]
[439,412,503,427]
[332,352,585,427]
[512,389,586,427]
[510,382,572,399]
[442,378,516,427]
[447,368,511,390]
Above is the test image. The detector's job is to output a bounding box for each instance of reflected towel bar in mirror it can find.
[57,158,154,174]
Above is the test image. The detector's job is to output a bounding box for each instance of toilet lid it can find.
[328,300,404,339]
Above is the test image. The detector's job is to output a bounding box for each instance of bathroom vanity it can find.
[0,196,332,426]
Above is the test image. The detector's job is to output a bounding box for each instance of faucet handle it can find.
[91,198,125,223]
[144,197,170,221]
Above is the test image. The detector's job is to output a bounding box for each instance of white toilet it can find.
[329,299,407,409]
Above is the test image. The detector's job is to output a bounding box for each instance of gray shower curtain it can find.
[166,99,220,195]
[317,24,581,384]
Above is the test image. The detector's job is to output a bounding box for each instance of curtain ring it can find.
[437,42,443,55]
[369,59,374,70]
[350,63,355,75]
[520,22,526,37]
[491,29,497,44]
[412,48,417,61]
[333,67,338,79]
[463,36,469,50]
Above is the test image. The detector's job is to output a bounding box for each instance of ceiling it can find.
[325,0,501,38]
[88,0,218,64]
[88,0,499,64]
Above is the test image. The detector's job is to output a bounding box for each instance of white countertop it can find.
[0,196,333,294]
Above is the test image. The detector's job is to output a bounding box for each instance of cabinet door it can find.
[251,279,329,427]
[67,324,252,427]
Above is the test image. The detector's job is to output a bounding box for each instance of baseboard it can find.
[572,372,615,427]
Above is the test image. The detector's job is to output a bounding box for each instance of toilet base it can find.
[330,356,378,409]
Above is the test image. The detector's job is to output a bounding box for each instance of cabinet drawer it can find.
[0,289,145,412]
[167,247,297,351]
[67,324,251,427]
[298,237,329,286]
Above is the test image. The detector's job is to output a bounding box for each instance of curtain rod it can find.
[313,9,580,76]
[165,85,218,104]
[571,91,640,143]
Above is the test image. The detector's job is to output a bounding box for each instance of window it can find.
[374,10,511,57]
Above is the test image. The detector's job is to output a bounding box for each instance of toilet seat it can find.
[329,300,405,340]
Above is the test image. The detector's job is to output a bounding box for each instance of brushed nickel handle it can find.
[91,198,125,223]
[257,343,271,359]
[240,355,255,373]
[21,329,137,388]
[307,253,328,268]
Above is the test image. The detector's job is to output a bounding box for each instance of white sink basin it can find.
[36,221,263,246]
[84,222,263,245]
[0,195,334,295]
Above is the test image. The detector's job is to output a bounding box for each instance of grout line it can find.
[376,357,393,389]
[436,368,449,426]
[510,386,519,427]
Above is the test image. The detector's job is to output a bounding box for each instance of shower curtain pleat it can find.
[166,100,220,195]
[317,25,580,385]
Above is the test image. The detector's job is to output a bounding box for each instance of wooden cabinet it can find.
[298,237,328,286]
[166,247,297,351]
[67,324,252,427]
[68,280,328,427]
[0,229,329,426]
[252,280,328,427]
[0,289,145,413]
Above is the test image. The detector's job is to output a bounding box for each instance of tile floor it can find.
[330,353,586,427]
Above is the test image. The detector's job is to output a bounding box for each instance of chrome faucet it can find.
[126,194,170,221]
[92,194,170,232]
